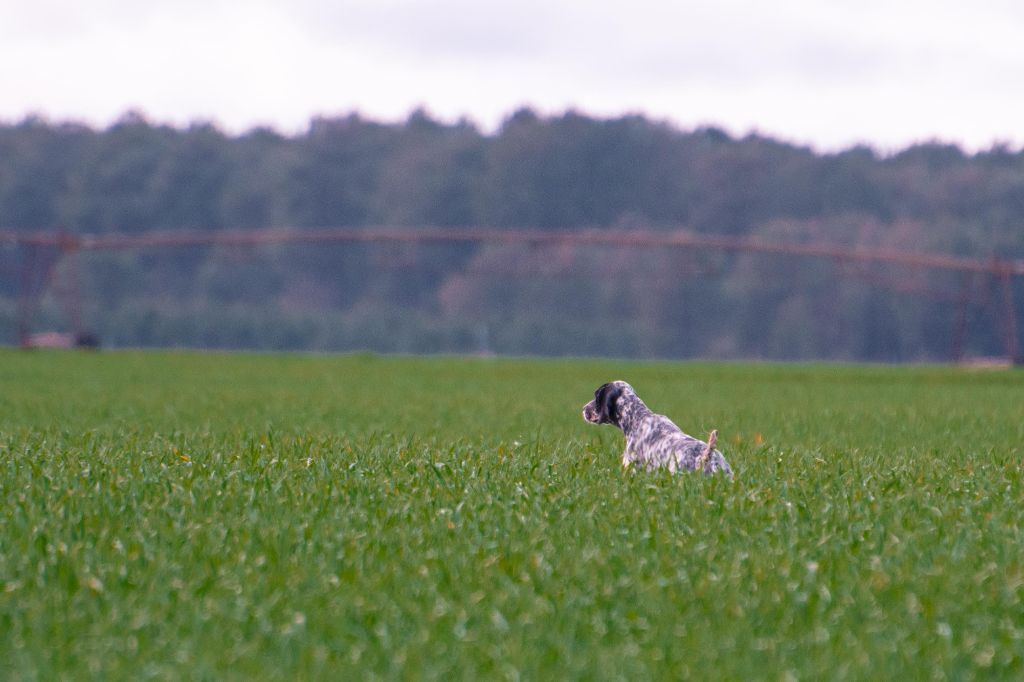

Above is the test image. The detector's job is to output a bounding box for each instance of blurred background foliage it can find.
[2,109,1023,360]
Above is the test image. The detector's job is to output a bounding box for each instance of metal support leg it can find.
[998,269,1020,364]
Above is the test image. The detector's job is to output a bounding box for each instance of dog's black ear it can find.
[595,383,623,425]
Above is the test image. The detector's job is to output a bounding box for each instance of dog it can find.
[582,381,733,477]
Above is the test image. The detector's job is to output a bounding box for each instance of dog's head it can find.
[582,381,630,426]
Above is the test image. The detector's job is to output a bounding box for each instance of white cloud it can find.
[1,0,1023,150]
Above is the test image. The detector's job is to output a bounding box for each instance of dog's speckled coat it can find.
[582,380,733,477]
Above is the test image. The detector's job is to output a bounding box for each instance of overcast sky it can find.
[3,0,1023,152]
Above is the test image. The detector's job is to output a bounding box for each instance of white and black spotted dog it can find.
[582,381,733,477]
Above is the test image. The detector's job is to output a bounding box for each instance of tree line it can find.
[2,109,1023,360]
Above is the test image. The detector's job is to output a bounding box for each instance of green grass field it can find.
[1,350,1023,680]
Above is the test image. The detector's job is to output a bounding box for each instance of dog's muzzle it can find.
[582,401,600,423]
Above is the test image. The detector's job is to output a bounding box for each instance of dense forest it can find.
[2,109,1023,360]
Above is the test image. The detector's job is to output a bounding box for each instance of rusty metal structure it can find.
[2,226,1022,361]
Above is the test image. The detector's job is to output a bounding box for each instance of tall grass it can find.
[1,351,1022,679]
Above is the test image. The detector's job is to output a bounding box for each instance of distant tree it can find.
[0,116,92,230]
[286,115,393,227]
[3,109,1024,359]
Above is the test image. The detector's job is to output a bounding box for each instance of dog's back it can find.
[627,412,732,476]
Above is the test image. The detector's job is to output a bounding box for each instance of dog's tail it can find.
[695,429,718,473]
